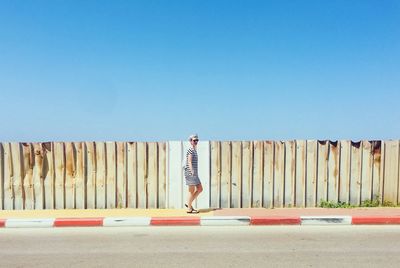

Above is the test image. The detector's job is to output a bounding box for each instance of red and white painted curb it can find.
[1,216,400,228]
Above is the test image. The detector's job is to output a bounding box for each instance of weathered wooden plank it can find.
[196,141,210,209]
[284,141,295,207]
[350,141,362,205]
[263,141,274,208]
[306,140,317,207]
[242,141,253,208]
[158,142,167,208]
[137,142,147,208]
[75,142,85,209]
[11,143,23,210]
[252,141,263,208]
[127,142,137,208]
[210,141,221,208]
[295,140,306,207]
[274,141,285,208]
[317,141,329,205]
[33,143,44,210]
[65,142,75,209]
[221,141,231,208]
[339,141,351,203]
[147,142,158,209]
[54,142,65,209]
[96,142,106,209]
[3,143,13,210]
[372,141,383,202]
[231,141,242,208]
[106,142,116,209]
[383,140,399,204]
[0,145,2,209]
[86,142,96,209]
[22,143,34,210]
[116,142,127,208]
[361,141,373,202]
[42,142,55,209]
[327,141,340,203]
[0,143,4,209]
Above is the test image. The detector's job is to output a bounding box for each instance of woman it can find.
[184,134,203,213]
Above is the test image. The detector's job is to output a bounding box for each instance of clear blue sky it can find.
[0,0,399,142]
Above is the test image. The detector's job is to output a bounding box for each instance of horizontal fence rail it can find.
[0,140,399,210]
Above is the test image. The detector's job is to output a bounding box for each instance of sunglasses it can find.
[192,140,199,142]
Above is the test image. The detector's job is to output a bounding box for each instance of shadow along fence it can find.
[0,140,399,210]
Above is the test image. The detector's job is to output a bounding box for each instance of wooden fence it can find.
[0,140,399,210]
[0,142,166,210]
[209,140,399,208]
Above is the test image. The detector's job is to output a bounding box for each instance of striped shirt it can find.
[185,147,198,177]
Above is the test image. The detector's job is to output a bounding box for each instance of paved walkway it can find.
[1,207,400,227]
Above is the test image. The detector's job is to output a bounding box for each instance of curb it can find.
[0,216,400,228]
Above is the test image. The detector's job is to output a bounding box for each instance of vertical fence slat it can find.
[54,143,65,209]
[86,142,96,209]
[242,141,253,208]
[339,141,351,203]
[252,141,263,208]
[361,141,373,202]
[263,141,274,208]
[11,143,23,210]
[158,142,166,208]
[75,143,85,209]
[327,141,340,203]
[210,141,221,208]
[127,142,137,208]
[317,141,328,205]
[106,142,116,209]
[33,143,44,210]
[274,141,285,208]
[65,142,75,209]
[4,143,13,209]
[295,140,306,207]
[116,142,127,208]
[231,142,242,208]
[0,143,3,210]
[306,140,317,207]
[284,141,295,207]
[96,142,106,209]
[221,141,231,208]
[147,142,158,209]
[22,143,34,210]
[383,140,399,204]
[137,142,147,208]
[350,142,362,205]
[43,143,55,209]
[372,141,382,202]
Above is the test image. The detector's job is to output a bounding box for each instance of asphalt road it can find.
[1,226,400,267]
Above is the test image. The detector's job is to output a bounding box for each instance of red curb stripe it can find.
[250,217,301,225]
[151,217,200,226]
[54,218,104,227]
[352,216,400,225]
[0,219,5,228]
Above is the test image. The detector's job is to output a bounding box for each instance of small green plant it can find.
[319,200,354,208]
[319,195,399,208]
[361,198,380,207]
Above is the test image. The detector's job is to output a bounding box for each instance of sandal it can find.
[186,207,199,214]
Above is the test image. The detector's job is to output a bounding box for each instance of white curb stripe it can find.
[103,217,151,227]
[201,216,250,226]
[5,218,55,228]
[301,216,352,225]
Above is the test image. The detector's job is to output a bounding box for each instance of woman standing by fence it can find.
[184,134,203,213]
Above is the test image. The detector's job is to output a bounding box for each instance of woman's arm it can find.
[188,153,194,175]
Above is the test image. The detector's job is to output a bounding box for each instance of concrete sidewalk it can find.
[1,207,400,227]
